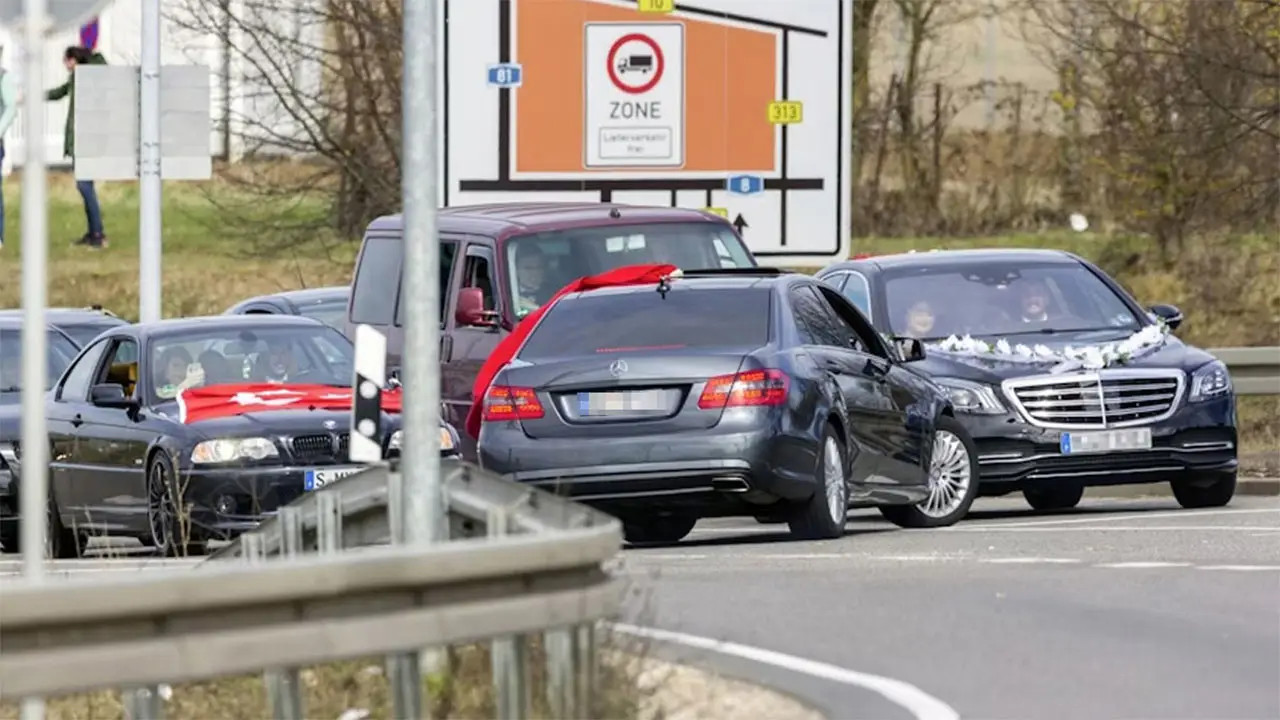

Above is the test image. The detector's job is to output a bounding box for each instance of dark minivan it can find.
[345,202,758,458]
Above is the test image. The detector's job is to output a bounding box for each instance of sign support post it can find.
[138,0,162,323]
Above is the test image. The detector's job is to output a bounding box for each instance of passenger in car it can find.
[197,349,235,385]
[903,300,937,338]
[514,244,554,315]
[155,346,205,399]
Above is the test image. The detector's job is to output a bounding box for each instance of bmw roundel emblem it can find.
[609,359,628,377]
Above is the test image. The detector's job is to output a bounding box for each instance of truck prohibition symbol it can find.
[616,54,653,74]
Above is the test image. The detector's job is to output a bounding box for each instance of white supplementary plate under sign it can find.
[584,23,684,168]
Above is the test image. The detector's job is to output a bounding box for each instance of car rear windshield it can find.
[0,329,82,395]
[517,287,771,359]
[504,222,756,318]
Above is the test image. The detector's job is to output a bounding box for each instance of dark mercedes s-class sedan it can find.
[816,249,1237,513]
[478,268,978,544]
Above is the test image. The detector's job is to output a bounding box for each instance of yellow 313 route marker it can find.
[703,207,728,218]
[637,0,674,13]
[768,101,804,125]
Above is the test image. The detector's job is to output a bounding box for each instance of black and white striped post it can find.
[350,324,387,465]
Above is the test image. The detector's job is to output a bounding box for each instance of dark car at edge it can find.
[816,249,1238,512]
[28,315,425,557]
[0,306,130,348]
[0,319,84,552]
[225,286,351,333]
[477,269,980,544]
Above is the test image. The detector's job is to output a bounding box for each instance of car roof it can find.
[556,272,795,302]
[124,314,328,340]
[833,248,1080,271]
[0,307,129,324]
[240,286,349,305]
[365,202,726,238]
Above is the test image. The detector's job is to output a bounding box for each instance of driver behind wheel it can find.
[253,338,299,383]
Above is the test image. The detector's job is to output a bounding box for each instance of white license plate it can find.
[304,466,362,491]
[579,390,668,416]
[1059,428,1153,455]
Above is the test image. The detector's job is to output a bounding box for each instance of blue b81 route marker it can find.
[487,63,523,88]
[726,175,764,195]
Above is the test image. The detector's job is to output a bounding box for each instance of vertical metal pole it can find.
[489,508,529,720]
[123,686,165,720]
[401,0,444,545]
[138,0,163,323]
[545,628,578,718]
[18,10,49,720]
[264,507,305,720]
[316,492,343,554]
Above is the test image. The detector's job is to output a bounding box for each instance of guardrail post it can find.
[385,472,428,719]
[263,507,305,720]
[575,623,598,713]
[489,506,530,720]
[316,491,343,554]
[123,685,165,720]
[544,627,578,719]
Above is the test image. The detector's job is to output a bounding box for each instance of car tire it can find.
[622,516,697,546]
[787,424,848,540]
[1171,471,1236,509]
[880,416,979,528]
[46,495,85,559]
[146,453,205,558]
[1023,484,1084,512]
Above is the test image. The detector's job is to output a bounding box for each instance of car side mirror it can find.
[1147,304,1183,331]
[891,337,927,362]
[454,287,498,328]
[90,383,135,408]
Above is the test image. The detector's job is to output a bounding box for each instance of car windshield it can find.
[504,222,756,318]
[517,287,771,360]
[0,329,82,399]
[882,261,1143,340]
[147,325,354,404]
[297,299,349,330]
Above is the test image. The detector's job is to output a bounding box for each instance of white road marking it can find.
[1196,565,1280,572]
[957,507,1280,529]
[1093,561,1193,569]
[945,526,1280,533]
[611,623,959,720]
[981,557,1082,564]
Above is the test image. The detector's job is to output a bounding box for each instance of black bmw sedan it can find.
[33,315,414,558]
[477,269,978,544]
[816,249,1237,513]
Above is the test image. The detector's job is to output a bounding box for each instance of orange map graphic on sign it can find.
[514,0,778,174]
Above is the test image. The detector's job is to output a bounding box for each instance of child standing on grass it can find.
[46,45,108,249]
[0,47,18,248]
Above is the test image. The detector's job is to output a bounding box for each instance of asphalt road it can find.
[617,496,1280,720]
[3,497,1277,719]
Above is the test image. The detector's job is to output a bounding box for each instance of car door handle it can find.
[820,360,845,375]
[71,414,83,427]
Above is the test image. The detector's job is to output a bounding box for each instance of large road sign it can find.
[0,0,112,34]
[441,0,853,265]
[73,65,213,181]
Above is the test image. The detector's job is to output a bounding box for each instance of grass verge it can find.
[0,641,648,719]
[0,172,1274,453]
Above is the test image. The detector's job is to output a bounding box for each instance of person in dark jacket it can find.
[46,46,108,248]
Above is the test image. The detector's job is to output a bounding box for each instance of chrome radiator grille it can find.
[1004,371,1183,428]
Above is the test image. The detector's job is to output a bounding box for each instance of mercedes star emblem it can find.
[609,359,628,377]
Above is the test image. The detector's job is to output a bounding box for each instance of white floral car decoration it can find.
[928,321,1171,372]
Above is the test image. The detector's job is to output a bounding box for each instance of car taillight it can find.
[482,385,545,421]
[697,369,789,409]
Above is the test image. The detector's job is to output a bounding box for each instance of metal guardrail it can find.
[1212,347,1280,396]
[0,459,623,719]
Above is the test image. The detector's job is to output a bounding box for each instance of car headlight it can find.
[191,437,278,464]
[388,427,458,453]
[1189,360,1232,402]
[936,378,1005,414]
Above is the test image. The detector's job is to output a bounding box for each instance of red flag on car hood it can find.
[464,263,680,439]
[177,383,403,424]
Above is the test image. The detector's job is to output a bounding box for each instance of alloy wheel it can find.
[822,436,847,524]
[148,462,176,552]
[919,429,972,518]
